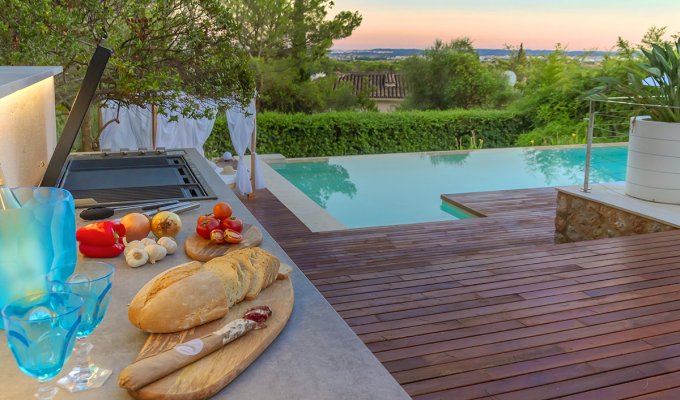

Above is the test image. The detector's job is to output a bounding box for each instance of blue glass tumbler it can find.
[2,292,83,400]
[0,187,77,328]
[47,261,114,392]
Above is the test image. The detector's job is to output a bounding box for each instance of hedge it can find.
[204,110,532,159]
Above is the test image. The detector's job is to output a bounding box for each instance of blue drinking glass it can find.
[2,292,83,400]
[46,261,114,392]
[0,187,77,329]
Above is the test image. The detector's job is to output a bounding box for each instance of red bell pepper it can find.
[76,221,126,258]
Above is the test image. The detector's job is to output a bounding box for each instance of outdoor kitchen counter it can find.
[0,149,410,400]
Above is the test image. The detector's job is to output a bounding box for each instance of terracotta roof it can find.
[334,72,407,99]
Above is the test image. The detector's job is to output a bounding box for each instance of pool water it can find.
[269,146,628,228]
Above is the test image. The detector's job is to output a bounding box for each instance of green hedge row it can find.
[204,110,532,158]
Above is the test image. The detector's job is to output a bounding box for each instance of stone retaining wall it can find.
[555,191,676,243]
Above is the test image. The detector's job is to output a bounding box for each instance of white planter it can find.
[625,117,680,204]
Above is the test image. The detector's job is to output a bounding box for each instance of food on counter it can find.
[118,306,273,393]
[76,221,126,258]
[151,211,182,238]
[140,237,156,246]
[124,237,176,268]
[125,247,149,268]
[120,213,151,241]
[145,244,167,264]
[196,216,221,239]
[224,229,243,244]
[124,240,145,256]
[128,248,281,333]
[210,229,225,244]
[221,216,243,233]
[128,261,229,333]
[212,202,233,220]
[157,236,177,254]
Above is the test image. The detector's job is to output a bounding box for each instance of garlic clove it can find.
[124,240,146,256]
[141,237,157,246]
[144,244,167,264]
[125,247,149,268]
[157,236,177,255]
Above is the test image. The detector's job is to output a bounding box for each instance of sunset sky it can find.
[331,0,680,50]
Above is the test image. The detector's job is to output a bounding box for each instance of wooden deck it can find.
[245,187,680,399]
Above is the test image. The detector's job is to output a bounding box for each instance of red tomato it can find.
[196,216,220,239]
[224,229,243,244]
[221,216,243,233]
[197,214,214,225]
[213,202,233,220]
[210,229,225,244]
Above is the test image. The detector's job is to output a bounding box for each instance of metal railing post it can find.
[582,101,595,193]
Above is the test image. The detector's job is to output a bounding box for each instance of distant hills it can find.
[329,48,612,60]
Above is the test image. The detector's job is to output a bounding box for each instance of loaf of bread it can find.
[128,248,281,333]
[127,261,229,333]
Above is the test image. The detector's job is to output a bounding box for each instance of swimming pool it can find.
[269,145,628,228]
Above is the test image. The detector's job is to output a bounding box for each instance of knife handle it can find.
[119,333,224,392]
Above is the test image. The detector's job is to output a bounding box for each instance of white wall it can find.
[0,77,57,186]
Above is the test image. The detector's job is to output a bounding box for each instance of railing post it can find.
[582,101,596,193]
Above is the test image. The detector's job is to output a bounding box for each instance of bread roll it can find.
[249,247,281,288]
[203,257,250,307]
[128,261,229,333]
[127,248,282,333]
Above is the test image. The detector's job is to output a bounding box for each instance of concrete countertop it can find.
[0,148,409,400]
[0,66,62,99]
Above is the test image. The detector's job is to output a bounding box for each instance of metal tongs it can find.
[80,200,199,220]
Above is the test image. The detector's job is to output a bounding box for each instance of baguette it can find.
[128,248,281,333]
[203,257,251,307]
[128,261,229,333]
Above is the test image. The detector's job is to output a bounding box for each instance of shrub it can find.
[204,109,531,158]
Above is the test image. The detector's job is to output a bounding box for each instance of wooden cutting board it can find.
[184,224,263,262]
[128,274,294,400]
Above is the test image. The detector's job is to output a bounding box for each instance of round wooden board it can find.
[128,273,294,400]
[184,224,263,262]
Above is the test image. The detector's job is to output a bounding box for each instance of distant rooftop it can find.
[335,72,407,99]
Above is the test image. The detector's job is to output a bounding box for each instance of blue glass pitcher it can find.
[0,187,77,328]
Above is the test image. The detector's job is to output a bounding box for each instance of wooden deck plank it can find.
[243,187,680,399]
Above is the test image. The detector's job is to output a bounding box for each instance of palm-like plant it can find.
[587,38,680,122]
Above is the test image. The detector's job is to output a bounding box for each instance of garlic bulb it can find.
[125,247,149,268]
[145,244,167,264]
[124,240,145,256]
[141,237,157,246]
[157,237,177,255]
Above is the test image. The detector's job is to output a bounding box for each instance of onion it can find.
[120,213,151,241]
[151,211,182,238]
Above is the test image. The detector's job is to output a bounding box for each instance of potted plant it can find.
[588,38,680,204]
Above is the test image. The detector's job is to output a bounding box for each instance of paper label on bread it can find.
[128,248,282,333]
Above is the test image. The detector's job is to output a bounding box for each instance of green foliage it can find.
[204,109,531,158]
[401,38,514,110]
[256,58,375,112]
[516,121,587,146]
[0,0,254,116]
[587,37,680,122]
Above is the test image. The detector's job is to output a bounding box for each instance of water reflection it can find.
[279,162,357,208]
[522,147,626,185]
[427,153,470,167]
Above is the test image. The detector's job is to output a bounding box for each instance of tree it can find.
[402,38,510,110]
[0,0,255,151]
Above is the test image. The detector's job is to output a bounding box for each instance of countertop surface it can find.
[0,66,62,99]
[0,149,409,400]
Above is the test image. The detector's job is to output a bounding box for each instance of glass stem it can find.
[73,337,95,384]
[35,378,58,400]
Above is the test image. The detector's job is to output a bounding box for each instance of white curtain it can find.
[99,100,216,155]
[99,102,153,150]
[226,98,265,195]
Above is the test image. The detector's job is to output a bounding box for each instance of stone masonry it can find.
[555,191,676,243]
